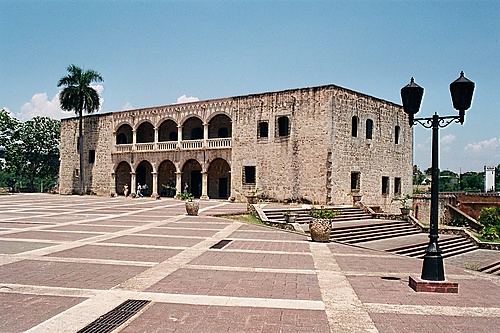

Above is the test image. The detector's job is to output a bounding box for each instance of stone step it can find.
[335,228,422,244]
[387,237,478,259]
[478,261,500,275]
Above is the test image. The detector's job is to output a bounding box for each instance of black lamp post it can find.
[401,71,475,281]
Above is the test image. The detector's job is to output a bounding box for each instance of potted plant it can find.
[308,206,341,242]
[392,194,413,216]
[283,209,298,223]
[179,192,199,216]
[246,188,260,204]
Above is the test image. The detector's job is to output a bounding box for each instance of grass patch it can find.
[219,213,266,226]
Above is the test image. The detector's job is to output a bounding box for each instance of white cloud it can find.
[16,85,104,121]
[176,95,199,104]
[465,137,499,154]
[441,134,456,145]
[122,102,134,110]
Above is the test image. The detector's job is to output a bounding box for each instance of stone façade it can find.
[59,83,413,213]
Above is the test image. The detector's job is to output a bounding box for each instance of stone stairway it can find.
[384,236,478,259]
[330,220,422,244]
[478,261,500,275]
[262,206,372,224]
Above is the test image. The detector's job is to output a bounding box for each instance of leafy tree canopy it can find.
[0,108,19,149]
[5,116,60,191]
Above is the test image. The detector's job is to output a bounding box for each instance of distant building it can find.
[59,83,413,212]
[485,166,496,192]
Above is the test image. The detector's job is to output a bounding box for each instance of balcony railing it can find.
[114,138,231,153]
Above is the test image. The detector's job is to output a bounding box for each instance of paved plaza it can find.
[0,194,500,332]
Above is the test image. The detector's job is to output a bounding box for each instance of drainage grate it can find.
[210,239,232,249]
[77,299,150,333]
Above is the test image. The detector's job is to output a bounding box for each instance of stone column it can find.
[203,122,209,148]
[154,127,158,149]
[131,172,136,195]
[175,171,182,196]
[152,171,158,197]
[177,125,182,149]
[201,171,209,200]
[110,172,117,197]
[132,129,137,150]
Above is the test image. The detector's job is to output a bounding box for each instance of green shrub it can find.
[308,206,341,219]
[478,207,500,241]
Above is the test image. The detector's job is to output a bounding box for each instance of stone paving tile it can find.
[147,268,322,300]
[347,275,500,307]
[80,219,150,226]
[225,240,311,253]
[230,230,306,241]
[45,224,129,233]
[0,260,147,289]
[369,313,500,333]
[0,230,103,241]
[446,249,500,270]
[189,251,315,270]
[0,222,52,228]
[0,293,85,333]
[45,244,182,263]
[121,303,330,333]
[101,235,204,247]
[134,227,220,237]
[159,221,231,229]
[328,241,388,255]
[0,240,55,254]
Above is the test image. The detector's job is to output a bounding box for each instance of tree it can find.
[5,117,60,191]
[413,165,425,185]
[0,108,19,151]
[460,171,484,192]
[57,65,103,194]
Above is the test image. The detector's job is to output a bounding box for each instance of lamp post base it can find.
[421,251,445,281]
[409,276,458,293]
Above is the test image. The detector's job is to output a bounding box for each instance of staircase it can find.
[330,220,422,244]
[262,206,372,224]
[478,261,500,275]
[385,236,478,259]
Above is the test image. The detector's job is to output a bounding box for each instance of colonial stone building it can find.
[59,84,413,212]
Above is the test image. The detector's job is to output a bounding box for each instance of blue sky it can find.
[1,0,498,173]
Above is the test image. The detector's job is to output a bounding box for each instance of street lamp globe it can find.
[450,71,475,124]
[400,77,424,127]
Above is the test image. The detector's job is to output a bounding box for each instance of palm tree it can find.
[58,64,103,194]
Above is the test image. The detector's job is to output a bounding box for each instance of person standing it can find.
[136,183,143,197]
[123,184,129,197]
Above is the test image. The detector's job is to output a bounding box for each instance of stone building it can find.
[59,84,413,212]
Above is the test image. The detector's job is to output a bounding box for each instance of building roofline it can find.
[61,83,402,121]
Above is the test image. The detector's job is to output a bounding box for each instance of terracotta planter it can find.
[284,213,298,223]
[247,196,258,204]
[185,201,199,216]
[309,218,332,242]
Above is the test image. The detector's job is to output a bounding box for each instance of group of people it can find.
[122,183,148,197]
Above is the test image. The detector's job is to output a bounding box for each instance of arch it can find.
[208,114,232,138]
[158,119,178,142]
[158,159,177,197]
[182,117,203,140]
[366,119,373,139]
[351,116,359,137]
[182,159,202,198]
[395,125,400,144]
[115,161,132,195]
[136,121,154,143]
[135,160,153,196]
[116,124,133,144]
[208,158,231,199]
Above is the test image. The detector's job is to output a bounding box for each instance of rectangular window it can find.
[243,166,256,184]
[394,177,402,196]
[350,172,360,191]
[88,150,96,164]
[258,121,269,138]
[277,116,290,137]
[382,176,389,195]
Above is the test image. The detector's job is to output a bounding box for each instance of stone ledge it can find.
[409,276,459,293]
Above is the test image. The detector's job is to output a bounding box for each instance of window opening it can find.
[258,122,269,138]
[218,127,229,138]
[395,126,400,144]
[366,119,373,139]
[88,150,95,164]
[394,177,402,196]
[191,127,203,139]
[351,172,360,191]
[243,166,256,184]
[352,116,359,137]
[277,116,289,137]
[382,177,389,195]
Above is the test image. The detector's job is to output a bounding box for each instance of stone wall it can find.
[58,83,413,213]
